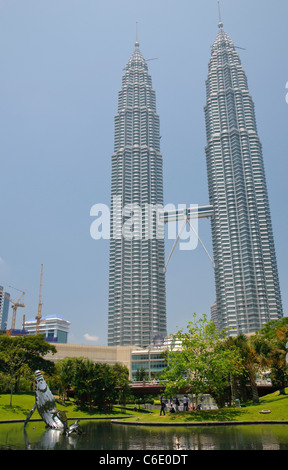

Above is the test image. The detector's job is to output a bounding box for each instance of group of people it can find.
[160,396,201,415]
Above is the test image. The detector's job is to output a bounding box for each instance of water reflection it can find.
[1,421,287,450]
[24,427,80,450]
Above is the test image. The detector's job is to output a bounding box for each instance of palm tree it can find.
[227,334,259,404]
[254,319,288,395]
[55,358,75,403]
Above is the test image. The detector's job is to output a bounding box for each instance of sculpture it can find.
[24,370,82,435]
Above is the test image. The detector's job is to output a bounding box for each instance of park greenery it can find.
[0,334,56,406]
[161,314,288,407]
[0,335,132,410]
[0,314,287,421]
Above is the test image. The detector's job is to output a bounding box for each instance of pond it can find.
[0,420,287,451]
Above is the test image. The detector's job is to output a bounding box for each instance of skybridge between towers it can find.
[159,204,214,271]
[159,205,214,224]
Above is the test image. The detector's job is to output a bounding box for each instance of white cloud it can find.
[84,333,99,342]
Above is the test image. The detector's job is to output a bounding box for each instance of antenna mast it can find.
[135,21,139,47]
[218,1,223,28]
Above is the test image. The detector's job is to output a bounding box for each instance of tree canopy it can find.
[161,314,243,407]
[0,334,56,405]
[254,317,288,394]
[52,357,130,411]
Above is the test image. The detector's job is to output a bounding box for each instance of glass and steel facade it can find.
[131,335,182,380]
[108,41,166,347]
[205,22,283,335]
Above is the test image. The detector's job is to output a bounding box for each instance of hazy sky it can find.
[0,0,287,345]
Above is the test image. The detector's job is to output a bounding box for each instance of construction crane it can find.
[4,290,25,330]
[35,264,43,335]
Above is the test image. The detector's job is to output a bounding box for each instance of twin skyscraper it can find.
[107,17,283,347]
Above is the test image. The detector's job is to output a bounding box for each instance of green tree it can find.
[111,362,130,408]
[255,318,288,394]
[0,334,56,405]
[135,367,148,381]
[70,358,118,411]
[71,358,96,409]
[92,362,117,410]
[53,357,76,403]
[225,334,260,404]
[161,314,243,407]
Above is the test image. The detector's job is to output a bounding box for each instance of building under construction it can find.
[0,264,70,343]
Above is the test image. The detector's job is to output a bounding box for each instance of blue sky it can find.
[0,0,287,345]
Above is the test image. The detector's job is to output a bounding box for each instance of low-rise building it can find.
[43,335,180,380]
[44,343,135,376]
[25,315,70,343]
[131,335,181,380]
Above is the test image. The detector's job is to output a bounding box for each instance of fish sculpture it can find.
[24,370,81,435]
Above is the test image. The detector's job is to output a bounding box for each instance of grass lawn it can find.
[0,389,287,424]
[122,389,288,424]
[0,393,139,422]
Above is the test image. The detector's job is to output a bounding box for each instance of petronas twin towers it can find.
[107,15,282,346]
[205,19,282,335]
[108,40,166,347]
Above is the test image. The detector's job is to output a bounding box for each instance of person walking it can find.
[160,399,166,416]
[175,397,180,412]
[183,396,188,411]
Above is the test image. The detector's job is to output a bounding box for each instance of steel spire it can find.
[218,1,223,28]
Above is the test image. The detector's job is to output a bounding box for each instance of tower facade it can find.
[205,20,282,335]
[108,40,166,347]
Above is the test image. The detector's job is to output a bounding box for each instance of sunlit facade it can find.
[108,40,166,347]
[205,21,283,335]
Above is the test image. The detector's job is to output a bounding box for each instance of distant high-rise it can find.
[108,39,166,347]
[204,18,283,335]
[0,286,10,330]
